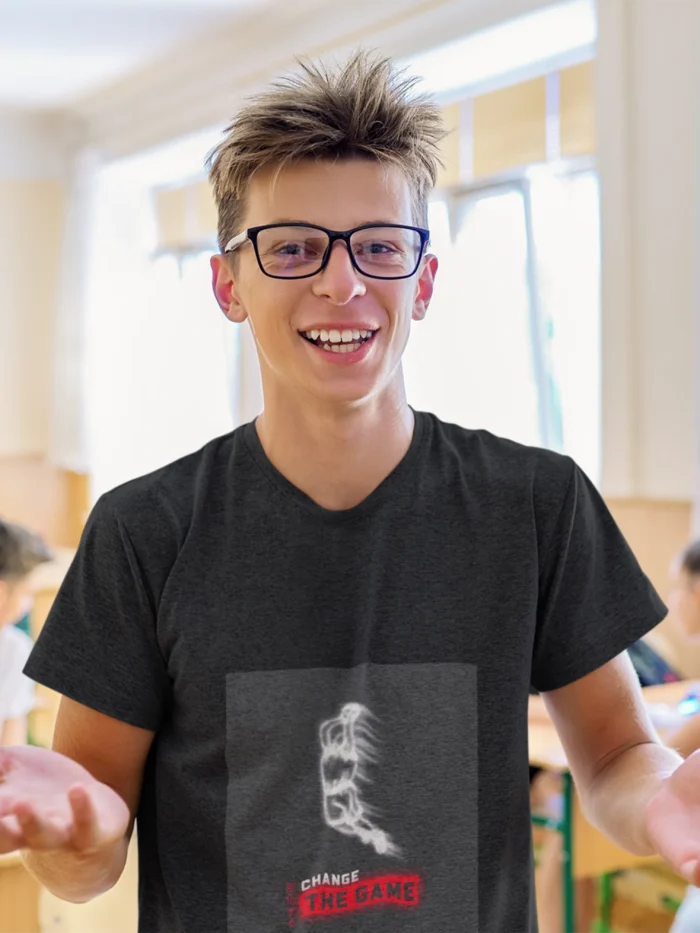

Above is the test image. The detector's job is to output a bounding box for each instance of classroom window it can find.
[403,165,601,482]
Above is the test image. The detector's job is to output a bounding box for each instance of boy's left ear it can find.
[412,254,438,322]
[211,254,248,324]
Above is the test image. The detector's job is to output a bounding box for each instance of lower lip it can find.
[301,334,377,364]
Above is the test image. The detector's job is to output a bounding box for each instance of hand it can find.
[0,745,130,855]
[645,748,700,884]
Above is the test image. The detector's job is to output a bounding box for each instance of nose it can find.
[311,240,366,305]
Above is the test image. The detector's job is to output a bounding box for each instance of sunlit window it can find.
[404,167,601,481]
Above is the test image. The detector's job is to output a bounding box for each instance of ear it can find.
[412,253,438,322]
[211,254,248,324]
[691,576,700,603]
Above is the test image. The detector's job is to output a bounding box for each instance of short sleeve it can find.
[0,630,36,719]
[24,495,171,730]
[531,460,668,693]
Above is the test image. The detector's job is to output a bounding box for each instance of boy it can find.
[2,52,700,932]
[0,520,51,746]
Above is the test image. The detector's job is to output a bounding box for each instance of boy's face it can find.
[668,564,700,640]
[0,577,34,629]
[211,159,437,407]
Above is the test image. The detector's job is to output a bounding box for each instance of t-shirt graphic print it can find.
[319,701,401,857]
[225,661,478,931]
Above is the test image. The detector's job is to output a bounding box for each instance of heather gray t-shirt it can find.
[25,412,667,932]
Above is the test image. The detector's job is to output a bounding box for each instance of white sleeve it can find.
[0,630,36,720]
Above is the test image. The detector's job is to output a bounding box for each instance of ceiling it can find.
[0,0,267,110]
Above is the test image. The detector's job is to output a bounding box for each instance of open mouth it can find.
[300,328,378,354]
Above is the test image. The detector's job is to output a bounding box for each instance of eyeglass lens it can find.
[254,226,424,278]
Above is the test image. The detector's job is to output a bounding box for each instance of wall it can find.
[0,110,89,545]
[597,0,700,502]
[0,111,67,456]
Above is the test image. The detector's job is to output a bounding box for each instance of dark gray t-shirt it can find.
[25,412,667,932]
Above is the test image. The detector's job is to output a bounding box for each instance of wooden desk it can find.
[529,681,695,931]
[0,854,40,933]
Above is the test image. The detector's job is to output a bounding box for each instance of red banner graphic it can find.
[298,873,421,919]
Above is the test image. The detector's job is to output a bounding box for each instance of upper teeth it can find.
[304,329,373,343]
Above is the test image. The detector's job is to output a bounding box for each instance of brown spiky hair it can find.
[206,50,446,252]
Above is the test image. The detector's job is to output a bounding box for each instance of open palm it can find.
[0,745,129,854]
[646,749,700,884]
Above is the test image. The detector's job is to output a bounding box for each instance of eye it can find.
[272,239,324,260]
[357,240,397,255]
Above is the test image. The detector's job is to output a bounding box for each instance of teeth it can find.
[320,342,363,354]
[304,328,376,347]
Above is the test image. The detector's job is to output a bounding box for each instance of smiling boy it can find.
[3,52,700,933]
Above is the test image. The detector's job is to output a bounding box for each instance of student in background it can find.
[665,540,700,933]
[0,520,52,746]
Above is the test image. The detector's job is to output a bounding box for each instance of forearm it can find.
[22,834,129,903]
[580,741,683,855]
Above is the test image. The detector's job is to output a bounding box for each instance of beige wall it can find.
[0,178,65,456]
[597,0,700,502]
[0,111,89,544]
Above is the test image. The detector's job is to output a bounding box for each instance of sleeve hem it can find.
[22,661,161,733]
[533,606,669,693]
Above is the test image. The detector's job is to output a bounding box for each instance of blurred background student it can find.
[0,520,52,746]
[665,541,700,933]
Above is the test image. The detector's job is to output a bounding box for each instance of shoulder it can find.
[422,412,575,499]
[98,428,243,540]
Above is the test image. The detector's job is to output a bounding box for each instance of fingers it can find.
[681,858,700,885]
[0,784,110,855]
[0,815,23,855]
[67,785,98,852]
[9,801,71,851]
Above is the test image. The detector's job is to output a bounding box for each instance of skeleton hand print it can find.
[319,702,400,857]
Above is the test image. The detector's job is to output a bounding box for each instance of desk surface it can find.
[529,681,696,770]
[0,852,22,868]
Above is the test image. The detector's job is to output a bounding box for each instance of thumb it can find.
[681,859,699,883]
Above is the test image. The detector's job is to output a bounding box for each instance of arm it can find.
[21,696,154,903]
[542,652,682,855]
[666,712,700,760]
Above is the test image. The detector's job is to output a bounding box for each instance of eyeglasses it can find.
[223,222,430,280]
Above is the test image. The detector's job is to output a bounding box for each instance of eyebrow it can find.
[267,218,404,228]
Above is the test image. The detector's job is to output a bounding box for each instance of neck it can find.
[255,377,414,510]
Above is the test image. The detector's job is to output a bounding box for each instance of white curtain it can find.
[48,145,100,472]
[85,161,240,501]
